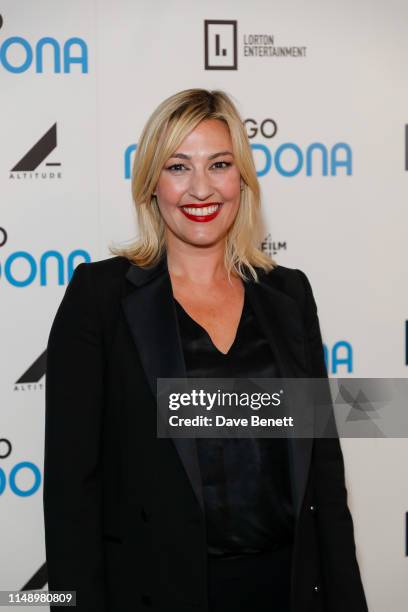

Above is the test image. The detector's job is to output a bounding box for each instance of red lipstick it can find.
[179,202,223,223]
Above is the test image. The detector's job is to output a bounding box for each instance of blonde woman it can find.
[43,88,368,612]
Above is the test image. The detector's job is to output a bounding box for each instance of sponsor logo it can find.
[124,117,352,180]
[323,341,353,374]
[21,564,48,591]
[261,234,287,257]
[124,144,137,179]
[245,118,278,139]
[246,117,352,177]
[0,438,41,497]
[0,14,88,74]
[204,20,237,70]
[405,125,408,171]
[204,19,307,70]
[406,512,408,556]
[243,33,306,59]
[0,245,90,287]
[14,350,46,391]
[10,123,62,180]
[0,226,7,247]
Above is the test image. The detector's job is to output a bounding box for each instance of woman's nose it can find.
[187,169,215,201]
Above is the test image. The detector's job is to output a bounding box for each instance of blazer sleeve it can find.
[43,263,106,611]
[296,269,369,612]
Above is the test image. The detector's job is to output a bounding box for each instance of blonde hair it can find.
[109,88,277,282]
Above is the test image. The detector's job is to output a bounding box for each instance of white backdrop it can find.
[1,1,407,610]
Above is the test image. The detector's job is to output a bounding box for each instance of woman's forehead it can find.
[170,122,232,154]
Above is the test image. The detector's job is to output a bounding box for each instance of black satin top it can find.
[174,286,294,559]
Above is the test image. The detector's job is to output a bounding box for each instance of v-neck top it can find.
[174,286,295,559]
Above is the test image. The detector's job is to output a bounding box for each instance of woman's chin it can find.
[167,226,228,249]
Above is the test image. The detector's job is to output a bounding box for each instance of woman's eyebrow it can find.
[168,150,234,160]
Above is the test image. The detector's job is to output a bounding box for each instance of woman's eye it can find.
[166,163,187,172]
[212,161,231,169]
[165,161,231,172]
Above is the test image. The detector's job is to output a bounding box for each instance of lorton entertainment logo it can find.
[243,33,306,58]
[204,19,307,70]
[204,20,237,70]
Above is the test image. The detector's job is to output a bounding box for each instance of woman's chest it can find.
[171,282,245,355]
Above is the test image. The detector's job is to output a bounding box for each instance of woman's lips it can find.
[179,203,223,223]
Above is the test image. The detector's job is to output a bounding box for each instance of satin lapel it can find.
[121,256,205,515]
[245,278,313,518]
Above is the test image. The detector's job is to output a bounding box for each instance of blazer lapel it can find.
[122,254,313,519]
[245,279,314,518]
[121,254,205,514]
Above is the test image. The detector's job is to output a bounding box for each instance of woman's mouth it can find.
[179,203,223,222]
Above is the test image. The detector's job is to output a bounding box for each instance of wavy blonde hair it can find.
[109,88,277,282]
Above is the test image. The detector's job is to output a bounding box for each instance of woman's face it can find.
[154,118,242,249]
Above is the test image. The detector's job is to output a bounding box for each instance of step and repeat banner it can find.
[1,0,407,610]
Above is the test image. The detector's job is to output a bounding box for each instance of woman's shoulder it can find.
[80,255,130,276]
[257,262,313,297]
[64,256,130,309]
[71,255,130,289]
[259,263,320,323]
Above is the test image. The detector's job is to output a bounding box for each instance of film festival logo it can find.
[204,19,307,70]
[261,233,287,258]
[9,123,62,181]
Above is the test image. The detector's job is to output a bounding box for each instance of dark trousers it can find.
[207,544,292,612]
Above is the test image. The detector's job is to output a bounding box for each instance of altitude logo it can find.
[204,19,307,70]
[0,14,88,74]
[9,123,62,180]
[21,564,48,593]
[14,350,46,392]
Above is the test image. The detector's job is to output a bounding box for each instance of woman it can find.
[43,88,368,612]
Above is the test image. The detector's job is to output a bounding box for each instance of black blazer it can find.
[43,254,368,612]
